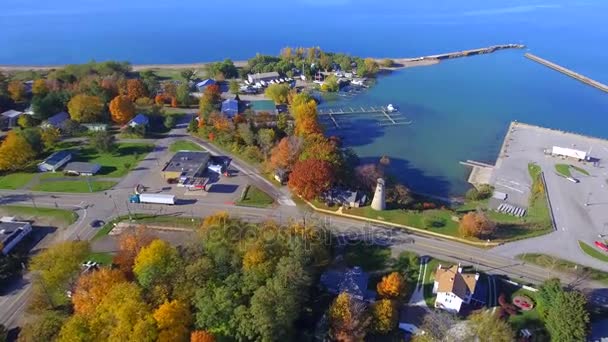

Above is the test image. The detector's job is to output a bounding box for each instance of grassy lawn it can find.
[506,287,545,334]
[555,163,572,177]
[0,205,78,226]
[33,180,116,193]
[0,172,36,190]
[94,214,203,240]
[517,253,608,284]
[348,207,460,237]
[237,185,274,208]
[77,143,154,178]
[579,240,608,262]
[86,252,114,266]
[571,165,590,176]
[169,140,204,152]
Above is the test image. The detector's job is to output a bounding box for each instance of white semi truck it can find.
[129,193,176,205]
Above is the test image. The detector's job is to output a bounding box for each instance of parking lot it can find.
[490,122,608,269]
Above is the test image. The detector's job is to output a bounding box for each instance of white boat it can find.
[387,104,396,112]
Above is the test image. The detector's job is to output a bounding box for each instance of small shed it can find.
[221,99,239,118]
[64,162,101,176]
[128,114,149,127]
[38,150,72,172]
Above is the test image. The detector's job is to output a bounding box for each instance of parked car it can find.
[594,241,608,252]
[89,219,104,228]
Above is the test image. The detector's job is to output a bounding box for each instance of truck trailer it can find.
[129,193,176,205]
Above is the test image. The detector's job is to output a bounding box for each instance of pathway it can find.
[408,256,430,307]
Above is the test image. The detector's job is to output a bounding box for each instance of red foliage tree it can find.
[288,159,335,200]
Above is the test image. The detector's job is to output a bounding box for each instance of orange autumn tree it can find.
[459,211,496,238]
[155,94,165,106]
[7,80,25,102]
[32,79,49,96]
[288,158,334,200]
[109,95,136,124]
[153,300,192,342]
[191,331,215,342]
[293,99,322,137]
[0,131,36,172]
[113,225,154,276]
[72,268,127,315]
[377,272,406,299]
[126,79,147,101]
[268,136,303,171]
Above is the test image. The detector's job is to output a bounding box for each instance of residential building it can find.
[432,264,479,313]
[38,150,73,172]
[247,72,280,84]
[221,99,239,118]
[161,151,211,182]
[128,113,149,128]
[42,111,70,129]
[1,110,23,129]
[0,218,32,255]
[64,162,102,176]
[323,188,367,208]
[195,79,216,92]
[320,267,376,302]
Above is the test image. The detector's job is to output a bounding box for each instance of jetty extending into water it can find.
[392,44,525,68]
[525,53,608,93]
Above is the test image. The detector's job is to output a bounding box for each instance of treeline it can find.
[21,213,332,341]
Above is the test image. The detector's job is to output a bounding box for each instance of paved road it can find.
[2,118,608,330]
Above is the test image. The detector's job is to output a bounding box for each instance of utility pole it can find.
[86,176,93,193]
[585,191,592,206]
[30,193,37,208]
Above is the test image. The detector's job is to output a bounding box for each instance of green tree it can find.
[176,83,191,106]
[194,282,241,336]
[32,91,70,120]
[88,131,116,153]
[237,123,255,146]
[67,94,104,123]
[467,310,514,342]
[256,128,276,156]
[17,114,36,128]
[29,241,90,306]
[19,310,67,342]
[265,83,290,104]
[41,127,62,150]
[229,80,240,94]
[539,279,589,342]
[180,69,196,81]
[321,75,339,92]
[133,239,181,290]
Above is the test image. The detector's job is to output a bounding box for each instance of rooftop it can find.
[435,265,478,300]
[320,267,376,301]
[249,71,280,80]
[1,109,23,118]
[196,79,216,88]
[41,150,72,166]
[0,221,30,246]
[162,151,211,178]
[251,100,277,112]
[221,99,239,117]
[46,111,70,127]
[129,113,149,126]
[64,162,101,174]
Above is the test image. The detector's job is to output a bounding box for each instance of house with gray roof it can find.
[0,218,32,255]
[323,188,367,208]
[64,162,101,176]
[1,110,23,129]
[38,150,72,172]
[42,111,70,129]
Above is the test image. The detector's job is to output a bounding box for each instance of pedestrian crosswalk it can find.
[496,203,526,217]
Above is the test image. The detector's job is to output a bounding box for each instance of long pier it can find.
[395,44,525,66]
[318,106,411,128]
[525,53,608,93]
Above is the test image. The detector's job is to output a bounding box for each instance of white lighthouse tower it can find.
[371,178,386,211]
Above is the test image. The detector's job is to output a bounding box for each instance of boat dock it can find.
[396,44,525,66]
[525,53,608,93]
[317,106,411,128]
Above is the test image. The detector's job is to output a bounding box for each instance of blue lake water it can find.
[2,0,608,196]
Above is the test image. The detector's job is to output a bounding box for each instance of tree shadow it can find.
[97,166,118,176]
[207,184,239,194]
[358,156,452,200]
[321,117,386,148]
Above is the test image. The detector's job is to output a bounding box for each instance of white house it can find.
[432,264,479,313]
[1,110,23,129]
[1,217,32,255]
[38,150,72,172]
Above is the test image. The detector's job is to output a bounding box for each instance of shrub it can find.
[164,115,176,129]
[465,188,480,201]
[243,146,264,163]
[135,97,154,107]
[422,215,446,229]
[498,293,518,316]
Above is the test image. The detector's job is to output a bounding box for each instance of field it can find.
[0,172,36,190]
[33,180,116,193]
[236,185,274,208]
[0,205,78,227]
[169,140,204,152]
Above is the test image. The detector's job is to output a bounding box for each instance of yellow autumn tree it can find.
[41,127,61,150]
[67,94,104,123]
[191,331,215,342]
[153,300,192,342]
[32,79,49,96]
[242,247,267,271]
[293,100,322,137]
[7,80,25,102]
[133,239,180,290]
[371,299,397,334]
[109,95,136,124]
[201,211,230,230]
[377,272,405,299]
[329,292,370,341]
[72,268,127,316]
[0,131,36,171]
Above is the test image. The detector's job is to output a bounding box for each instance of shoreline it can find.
[0,56,440,72]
